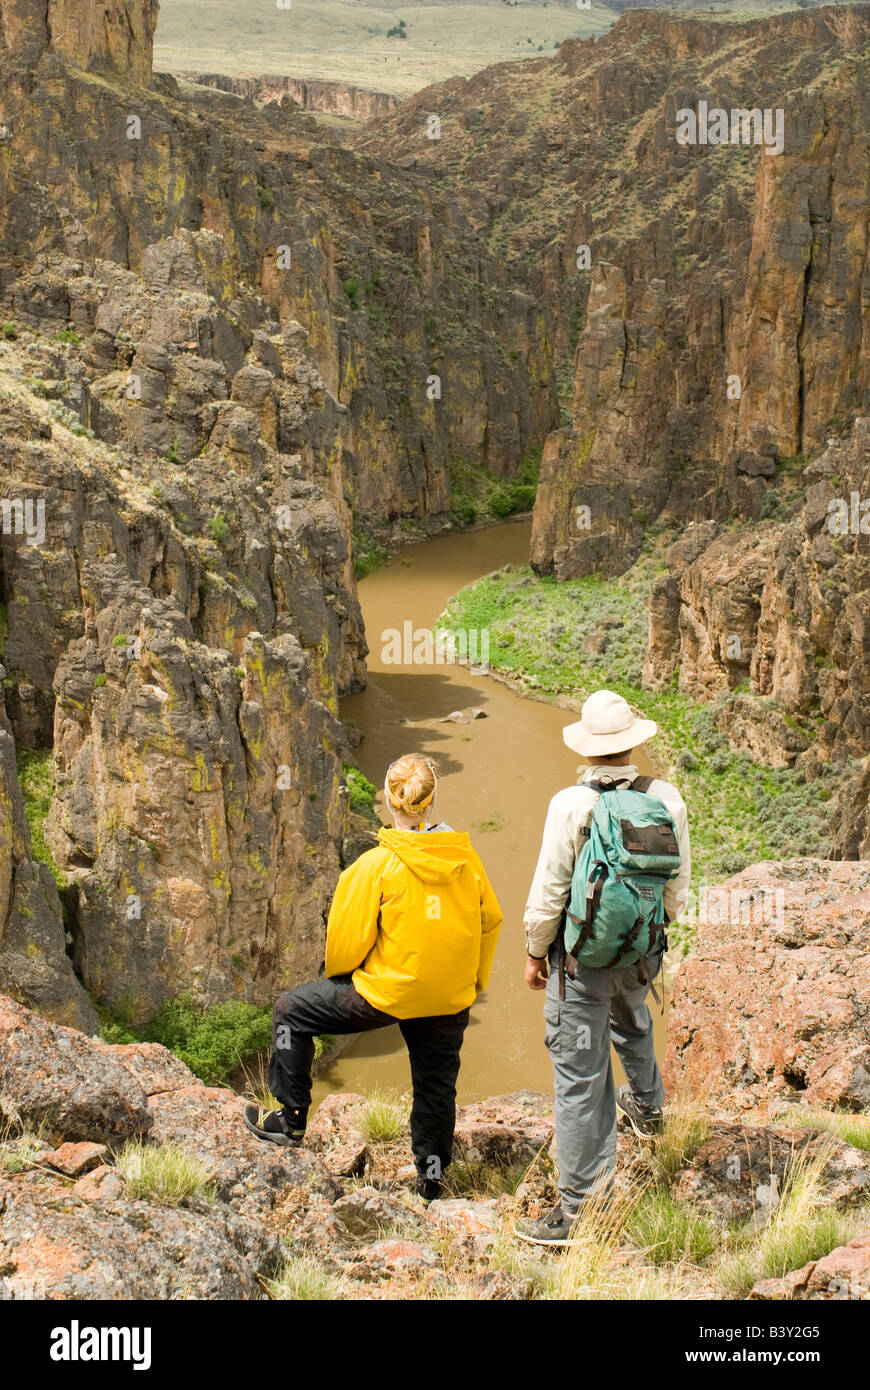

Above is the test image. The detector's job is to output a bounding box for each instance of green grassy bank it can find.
[437,550,846,947]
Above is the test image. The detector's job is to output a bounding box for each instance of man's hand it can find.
[525,955,549,991]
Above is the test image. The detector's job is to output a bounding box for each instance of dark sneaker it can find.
[616,1085,662,1139]
[244,1103,307,1147]
[415,1175,442,1204]
[515,1204,577,1247]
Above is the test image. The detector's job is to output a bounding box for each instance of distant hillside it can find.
[153,0,616,96]
[154,1,836,99]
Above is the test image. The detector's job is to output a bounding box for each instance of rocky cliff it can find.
[643,419,870,849]
[0,0,552,1025]
[0,2,552,536]
[359,3,869,844]
[0,0,158,85]
[665,858,870,1112]
[0,232,365,1024]
[182,73,401,123]
[362,5,869,579]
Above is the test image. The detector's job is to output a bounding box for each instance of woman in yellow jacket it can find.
[245,753,503,1200]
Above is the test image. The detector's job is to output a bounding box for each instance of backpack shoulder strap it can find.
[587,776,620,794]
[630,775,654,794]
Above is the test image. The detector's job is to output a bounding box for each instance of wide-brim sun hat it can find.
[562,689,657,758]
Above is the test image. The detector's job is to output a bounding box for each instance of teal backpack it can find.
[559,775,681,994]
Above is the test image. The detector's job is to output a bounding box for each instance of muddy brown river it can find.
[313,520,667,1105]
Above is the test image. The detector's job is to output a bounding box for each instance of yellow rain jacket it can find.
[325,828,503,1019]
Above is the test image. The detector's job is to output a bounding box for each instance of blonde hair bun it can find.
[385,754,437,817]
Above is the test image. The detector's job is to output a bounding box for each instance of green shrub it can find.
[441,1159,526,1198]
[627,1188,719,1265]
[343,277,361,304]
[15,748,67,890]
[344,764,377,816]
[351,527,391,579]
[1,322,18,341]
[719,851,748,875]
[758,1144,847,1279]
[449,451,540,528]
[438,557,844,891]
[0,1133,43,1175]
[93,673,107,688]
[99,1018,139,1045]
[452,498,477,526]
[761,1201,850,1281]
[266,1255,346,1300]
[56,328,82,346]
[716,1252,758,1298]
[205,512,230,544]
[166,440,182,464]
[314,1033,336,1064]
[257,186,275,210]
[652,1090,709,1183]
[358,1090,406,1144]
[780,1109,870,1152]
[143,993,272,1086]
[115,1140,215,1206]
[490,482,537,519]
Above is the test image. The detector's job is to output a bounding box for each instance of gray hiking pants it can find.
[544,940,665,1215]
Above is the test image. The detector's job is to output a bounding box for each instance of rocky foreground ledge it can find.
[666,859,870,1113]
[0,858,868,1299]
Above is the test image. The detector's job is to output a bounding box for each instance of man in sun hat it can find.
[516,690,691,1245]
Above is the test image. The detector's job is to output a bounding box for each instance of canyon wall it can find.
[415,6,867,582]
[0,2,553,539]
[0,0,555,1024]
[360,4,868,562]
[0,0,158,84]
[181,72,401,122]
[0,229,365,1023]
[361,4,869,844]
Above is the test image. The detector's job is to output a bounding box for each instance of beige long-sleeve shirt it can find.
[523,764,692,960]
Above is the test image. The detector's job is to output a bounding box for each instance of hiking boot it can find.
[515,1204,577,1247]
[415,1175,442,1204]
[244,1103,307,1147]
[616,1085,662,1139]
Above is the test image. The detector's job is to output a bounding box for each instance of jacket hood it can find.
[378,828,474,883]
